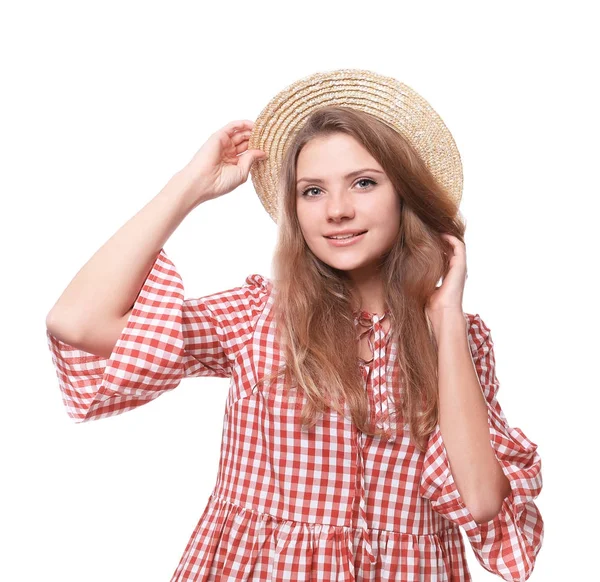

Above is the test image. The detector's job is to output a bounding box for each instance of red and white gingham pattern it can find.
[47,249,544,581]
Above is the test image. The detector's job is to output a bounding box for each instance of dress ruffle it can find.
[46,254,543,580]
[171,494,470,581]
[46,248,270,422]
[419,313,544,582]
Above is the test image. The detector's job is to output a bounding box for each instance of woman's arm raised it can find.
[45,175,197,356]
[46,119,266,357]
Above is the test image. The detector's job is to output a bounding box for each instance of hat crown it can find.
[249,68,463,223]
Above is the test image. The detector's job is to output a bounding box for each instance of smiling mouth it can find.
[324,231,367,240]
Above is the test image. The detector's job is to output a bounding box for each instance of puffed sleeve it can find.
[46,248,271,423]
[419,313,544,582]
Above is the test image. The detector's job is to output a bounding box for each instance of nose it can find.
[326,191,355,221]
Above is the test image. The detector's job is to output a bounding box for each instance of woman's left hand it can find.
[425,234,468,332]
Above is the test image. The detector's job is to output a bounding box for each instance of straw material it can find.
[248,68,463,223]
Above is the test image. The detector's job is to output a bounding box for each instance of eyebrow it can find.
[296,168,384,186]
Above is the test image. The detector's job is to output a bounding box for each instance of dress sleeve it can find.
[46,248,270,423]
[419,313,544,582]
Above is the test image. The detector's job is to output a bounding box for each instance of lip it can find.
[324,229,367,237]
[324,231,367,247]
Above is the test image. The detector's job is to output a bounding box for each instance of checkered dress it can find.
[46,248,544,581]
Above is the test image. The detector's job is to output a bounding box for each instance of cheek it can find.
[384,196,402,230]
[378,207,401,241]
[296,206,317,236]
[297,218,310,240]
[387,213,401,236]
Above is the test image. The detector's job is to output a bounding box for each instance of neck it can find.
[349,274,387,316]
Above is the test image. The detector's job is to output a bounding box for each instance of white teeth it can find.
[328,232,363,239]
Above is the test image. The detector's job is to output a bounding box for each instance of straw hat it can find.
[248,68,463,223]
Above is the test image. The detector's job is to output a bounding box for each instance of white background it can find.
[2,0,597,580]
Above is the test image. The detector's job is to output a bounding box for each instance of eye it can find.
[301,186,322,198]
[300,178,377,198]
[356,178,377,189]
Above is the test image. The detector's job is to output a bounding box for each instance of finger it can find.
[441,233,458,244]
[222,120,254,137]
[441,234,466,253]
[235,139,250,155]
[237,149,266,176]
[231,130,252,147]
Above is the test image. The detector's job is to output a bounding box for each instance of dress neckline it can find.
[352,309,391,321]
[353,310,392,365]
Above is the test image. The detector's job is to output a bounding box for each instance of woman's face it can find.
[295,132,401,282]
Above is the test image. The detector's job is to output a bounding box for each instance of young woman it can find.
[46,70,543,581]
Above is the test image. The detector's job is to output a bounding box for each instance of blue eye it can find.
[302,187,322,198]
[300,178,377,198]
[356,178,376,189]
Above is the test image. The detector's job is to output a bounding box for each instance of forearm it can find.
[46,171,204,335]
[433,309,511,524]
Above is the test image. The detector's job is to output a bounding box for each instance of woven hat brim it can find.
[248,68,463,223]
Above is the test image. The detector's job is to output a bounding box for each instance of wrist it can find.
[428,308,467,338]
[166,171,212,213]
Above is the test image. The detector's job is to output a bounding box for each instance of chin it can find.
[308,239,381,272]
[318,255,373,272]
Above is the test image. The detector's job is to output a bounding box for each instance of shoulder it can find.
[201,273,271,300]
[198,273,273,319]
[243,273,272,291]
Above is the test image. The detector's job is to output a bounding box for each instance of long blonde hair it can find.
[258,106,466,453]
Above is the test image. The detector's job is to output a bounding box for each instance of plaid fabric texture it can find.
[47,248,543,581]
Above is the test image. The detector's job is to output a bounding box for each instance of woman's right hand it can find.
[177,119,266,206]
